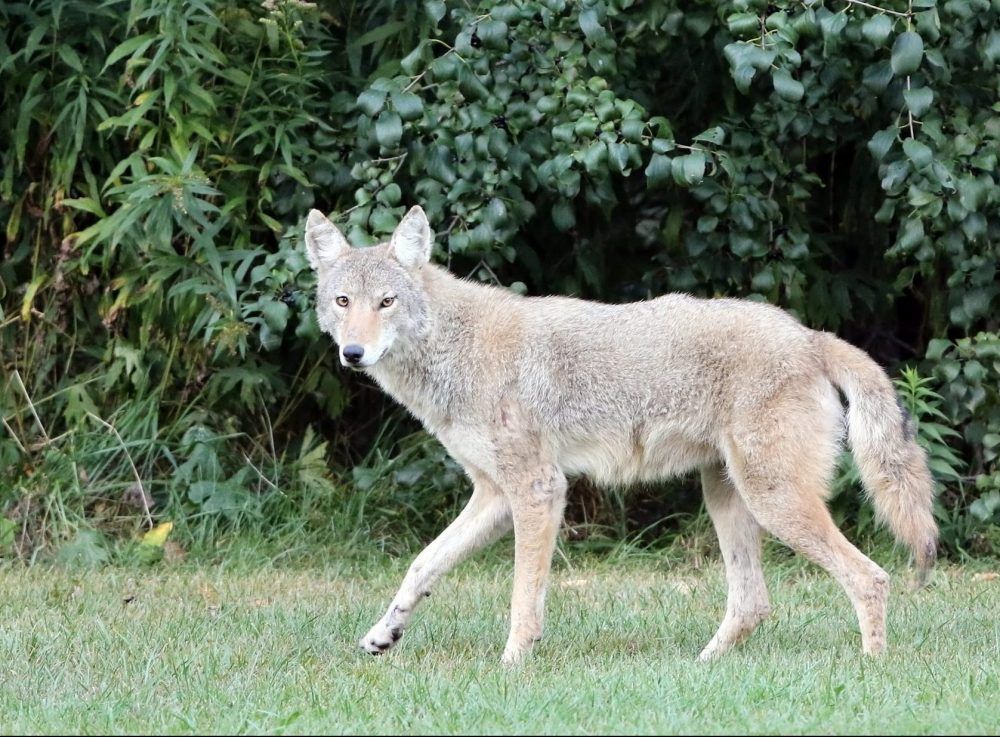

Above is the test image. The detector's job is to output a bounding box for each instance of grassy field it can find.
[1,553,998,735]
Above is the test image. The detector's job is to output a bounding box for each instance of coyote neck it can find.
[365,267,496,427]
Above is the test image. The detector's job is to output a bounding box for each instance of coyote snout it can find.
[305,205,937,666]
[336,305,396,368]
[341,344,365,366]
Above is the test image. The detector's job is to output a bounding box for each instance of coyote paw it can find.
[500,645,525,666]
[360,620,403,655]
[500,631,541,666]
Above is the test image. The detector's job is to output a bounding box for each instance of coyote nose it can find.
[342,344,365,365]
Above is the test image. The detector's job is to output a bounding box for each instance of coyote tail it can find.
[820,334,938,586]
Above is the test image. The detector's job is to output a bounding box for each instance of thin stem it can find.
[840,0,910,18]
[243,453,281,493]
[13,370,50,442]
[906,75,915,139]
[905,0,915,138]
[86,411,154,530]
[224,38,265,161]
[1,416,28,455]
[403,70,428,92]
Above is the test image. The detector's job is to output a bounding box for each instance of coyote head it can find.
[305,206,431,368]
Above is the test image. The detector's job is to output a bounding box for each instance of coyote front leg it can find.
[360,475,511,654]
[501,463,568,666]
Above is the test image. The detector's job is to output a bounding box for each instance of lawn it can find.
[0,554,997,734]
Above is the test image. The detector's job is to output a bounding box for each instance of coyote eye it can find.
[380,296,396,308]
[335,296,349,307]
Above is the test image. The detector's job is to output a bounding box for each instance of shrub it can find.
[1,0,997,560]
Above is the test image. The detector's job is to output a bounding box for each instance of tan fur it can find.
[305,206,938,664]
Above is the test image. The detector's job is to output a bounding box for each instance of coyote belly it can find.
[558,423,718,486]
[305,205,937,664]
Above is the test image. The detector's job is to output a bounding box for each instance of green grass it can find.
[1,554,998,735]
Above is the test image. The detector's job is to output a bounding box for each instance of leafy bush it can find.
[1,0,997,561]
[927,333,1000,553]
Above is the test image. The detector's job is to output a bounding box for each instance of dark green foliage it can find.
[1,0,998,561]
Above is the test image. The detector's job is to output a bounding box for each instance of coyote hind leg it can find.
[698,464,771,660]
[724,389,891,656]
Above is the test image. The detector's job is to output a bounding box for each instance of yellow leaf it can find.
[140,521,173,547]
[21,275,47,322]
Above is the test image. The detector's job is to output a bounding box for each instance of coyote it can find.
[305,206,937,665]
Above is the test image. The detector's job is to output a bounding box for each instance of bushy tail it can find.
[820,334,938,586]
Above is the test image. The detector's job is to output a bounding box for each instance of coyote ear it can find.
[390,206,432,270]
[305,209,350,270]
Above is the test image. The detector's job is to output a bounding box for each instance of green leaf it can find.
[862,61,894,93]
[377,183,402,206]
[957,176,988,211]
[0,517,16,547]
[476,20,508,49]
[608,142,630,173]
[61,197,107,217]
[903,86,934,117]
[729,233,757,257]
[574,117,599,139]
[536,95,560,114]
[620,119,644,143]
[56,530,109,569]
[375,111,403,149]
[772,69,804,102]
[426,145,456,184]
[370,206,400,234]
[57,45,83,72]
[651,138,675,154]
[732,65,756,94]
[985,29,1000,63]
[551,200,575,231]
[552,123,575,143]
[861,14,894,46]
[671,152,706,186]
[102,33,155,71]
[692,126,725,146]
[262,300,289,333]
[891,32,924,75]
[896,218,925,253]
[867,128,897,161]
[351,20,405,48]
[727,12,759,36]
[745,46,775,72]
[645,154,671,187]
[425,0,446,24]
[400,43,427,76]
[902,138,932,169]
[969,491,1000,521]
[579,9,607,42]
[925,338,952,361]
[819,11,848,38]
[430,53,458,80]
[390,91,423,121]
[357,89,387,117]
[582,141,608,173]
[928,457,961,481]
